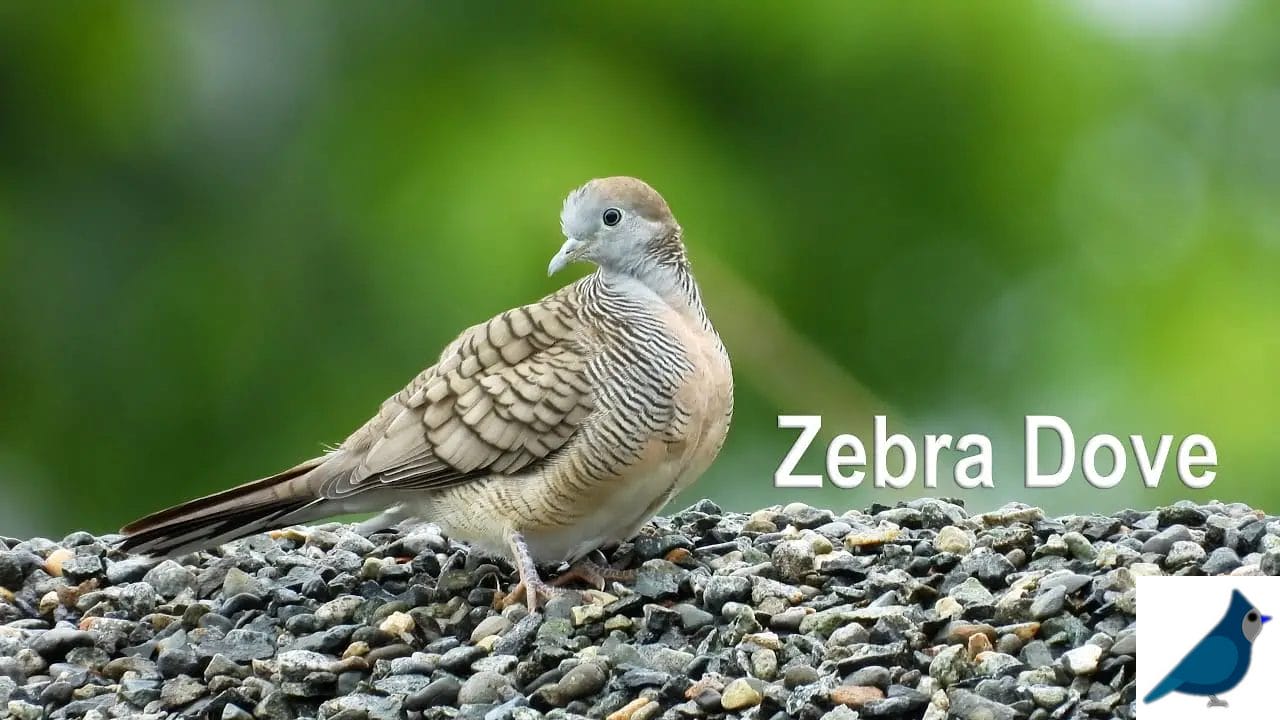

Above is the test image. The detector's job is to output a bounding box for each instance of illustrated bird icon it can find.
[118,176,734,609]
[1144,588,1270,708]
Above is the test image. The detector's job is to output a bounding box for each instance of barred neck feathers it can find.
[593,248,712,333]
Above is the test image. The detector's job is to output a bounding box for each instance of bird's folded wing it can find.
[1163,634,1238,686]
[320,293,593,498]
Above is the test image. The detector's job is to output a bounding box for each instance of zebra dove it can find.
[119,176,734,608]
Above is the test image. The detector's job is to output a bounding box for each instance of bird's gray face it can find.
[548,186,666,276]
[1243,607,1271,643]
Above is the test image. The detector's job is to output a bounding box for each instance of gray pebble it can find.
[458,670,513,705]
[493,613,542,656]
[0,551,41,590]
[118,677,161,706]
[1166,540,1206,568]
[949,577,994,606]
[702,574,751,611]
[1202,547,1242,574]
[949,688,1016,720]
[1031,586,1066,620]
[319,692,403,720]
[556,662,607,701]
[784,664,820,688]
[220,567,262,597]
[1142,524,1192,554]
[406,675,462,710]
[105,556,159,585]
[470,615,512,643]
[1038,571,1091,595]
[222,704,255,720]
[30,627,96,661]
[633,559,683,599]
[159,674,206,708]
[143,559,195,598]
[1,500,1175,720]
[772,539,816,582]
[60,554,104,582]
[845,665,890,688]
[673,602,715,631]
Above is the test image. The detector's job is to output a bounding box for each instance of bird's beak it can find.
[548,237,582,276]
[1263,615,1272,624]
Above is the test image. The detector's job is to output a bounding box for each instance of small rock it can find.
[785,665,821,688]
[1061,532,1095,560]
[558,662,607,701]
[721,677,764,710]
[405,676,462,710]
[105,556,159,585]
[458,670,513,705]
[378,611,414,636]
[30,628,96,661]
[143,560,195,598]
[572,604,605,626]
[6,700,43,720]
[221,568,261,597]
[949,688,1015,720]
[773,540,816,582]
[929,644,969,687]
[1142,525,1192,554]
[1030,586,1066,620]
[316,595,365,626]
[1202,547,1242,575]
[1029,684,1068,708]
[1166,540,1207,568]
[606,698,659,720]
[319,693,403,720]
[1062,644,1102,675]
[830,685,884,708]
[159,674,206,708]
[934,526,972,555]
[470,615,512,642]
[703,575,751,611]
[1158,505,1208,527]
[949,577,994,606]
[633,560,683,599]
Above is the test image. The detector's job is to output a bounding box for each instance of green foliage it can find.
[1,2,1277,536]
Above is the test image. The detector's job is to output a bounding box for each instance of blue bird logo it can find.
[1144,589,1270,708]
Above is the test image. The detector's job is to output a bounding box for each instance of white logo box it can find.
[1137,576,1277,717]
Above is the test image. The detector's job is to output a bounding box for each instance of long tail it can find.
[118,456,333,557]
[1143,674,1181,704]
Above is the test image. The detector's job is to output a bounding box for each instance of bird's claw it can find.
[497,579,580,612]
[502,538,633,611]
[503,532,600,612]
[1207,695,1228,709]
[550,557,637,591]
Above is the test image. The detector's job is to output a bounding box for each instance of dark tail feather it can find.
[1143,674,1180,704]
[118,457,329,557]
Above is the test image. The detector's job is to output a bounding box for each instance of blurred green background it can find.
[2,2,1278,539]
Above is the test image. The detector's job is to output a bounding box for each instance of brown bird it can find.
[119,176,734,609]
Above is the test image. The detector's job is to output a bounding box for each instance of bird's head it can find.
[550,177,683,277]
[1230,590,1271,643]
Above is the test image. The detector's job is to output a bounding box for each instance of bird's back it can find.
[1145,633,1247,702]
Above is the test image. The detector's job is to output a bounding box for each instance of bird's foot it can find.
[1207,695,1228,709]
[550,554,638,591]
[499,578,570,613]
[499,533,590,612]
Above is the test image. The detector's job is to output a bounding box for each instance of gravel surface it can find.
[1,498,1254,719]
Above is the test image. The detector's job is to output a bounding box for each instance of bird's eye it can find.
[602,208,622,227]
[1250,612,1259,621]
